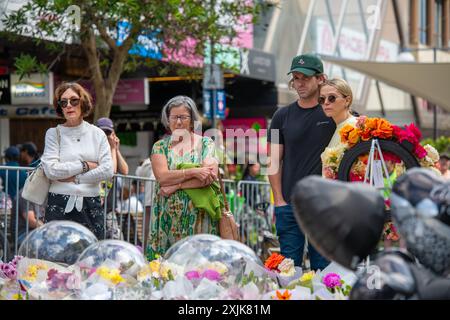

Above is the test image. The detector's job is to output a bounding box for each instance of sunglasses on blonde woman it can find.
[318,94,346,105]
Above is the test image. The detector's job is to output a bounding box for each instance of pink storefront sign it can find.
[78,78,149,105]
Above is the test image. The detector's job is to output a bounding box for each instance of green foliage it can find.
[14,54,48,79]
[421,136,450,154]
[3,0,264,74]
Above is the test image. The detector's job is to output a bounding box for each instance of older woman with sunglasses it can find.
[40,82,113,239]
[147,95,219,260]
[319,78,357,148]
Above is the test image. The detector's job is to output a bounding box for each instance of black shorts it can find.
[45,193,105,240]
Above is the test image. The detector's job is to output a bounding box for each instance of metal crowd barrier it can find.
[236,180,278,260]
[0,165,278,262]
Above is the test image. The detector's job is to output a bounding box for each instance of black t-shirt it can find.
[268,101,336,203]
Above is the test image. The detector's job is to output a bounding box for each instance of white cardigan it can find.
[41,120,114,212]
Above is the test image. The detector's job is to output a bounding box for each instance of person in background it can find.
[135,158,155,249]
[19,142,40,167]
[242,162,261,182]
[96,117,129,176]
[0,146,27,199]
[148,95,219,259]
[319,78,357,149]
[10,188,44,249]
[268,53,335,270]
[438,153,450,179]
[95,117,129,240]
[241,162,262,209]
[41,82,113,239]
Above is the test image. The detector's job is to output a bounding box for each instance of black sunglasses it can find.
[318,94,345,105]
[58,98,80,108]
[103,130,113,136]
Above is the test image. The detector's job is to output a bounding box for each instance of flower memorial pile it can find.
[0,235,357,300]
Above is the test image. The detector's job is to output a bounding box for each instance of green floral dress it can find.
[146,135,219,260]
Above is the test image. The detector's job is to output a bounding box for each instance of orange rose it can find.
[347,128,360,146]
[360,129,372,141]
[339,124,356,144]
[365,118,379,131]
[264,253,285,270]
[372,118,393,139]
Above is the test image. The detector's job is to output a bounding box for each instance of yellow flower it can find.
[300,271,315,282]
[149,260,161,273]
[12,293,23,300]
[109,272,124,285]
[23,264,48,281]
[206,262,228,275]
[96,266,124,285]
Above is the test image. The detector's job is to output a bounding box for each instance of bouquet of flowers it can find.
[263,262,356,300]
[0,256,27,300]
[264,253,302,286]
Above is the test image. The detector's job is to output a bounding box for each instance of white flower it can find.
[424,144,440,163]
[277,258,295,276]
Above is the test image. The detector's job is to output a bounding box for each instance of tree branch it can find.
[93,19,118,52]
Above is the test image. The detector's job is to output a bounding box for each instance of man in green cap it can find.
[267,53,336,270]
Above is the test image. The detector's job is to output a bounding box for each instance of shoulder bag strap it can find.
[56,126,61,159]
[218,172,230,213]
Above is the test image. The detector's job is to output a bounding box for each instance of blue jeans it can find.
[274,204,329,271]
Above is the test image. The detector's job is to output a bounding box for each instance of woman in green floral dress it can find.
[146,95,219,260]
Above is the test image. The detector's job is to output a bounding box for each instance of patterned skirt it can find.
[45,192,105,240]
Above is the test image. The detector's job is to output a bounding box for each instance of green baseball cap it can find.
[287,53,324,76]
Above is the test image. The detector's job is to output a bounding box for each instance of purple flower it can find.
[201,269,221,282]
[7,268,17,280]
[185,271,201,280]
[66,274,81,290]
[11,256,23,267]
[322,273,342,289]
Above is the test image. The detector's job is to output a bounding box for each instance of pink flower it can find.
[356,116,367,129]
[405,123,422,141]
[384,199,391,209]
[185,270,201,280]
[323,167,337,180]
[11,256,23,267]
[201,269,222,281]
[323,273,342,289]
[414,144,427,159]
[66,274,81,290]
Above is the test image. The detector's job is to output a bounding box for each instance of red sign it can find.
[221,117,267,137]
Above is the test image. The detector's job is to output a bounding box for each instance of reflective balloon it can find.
[291,176,385,270]
[75,240,147,280]
[164,234,262,278]
[392,168,444,206]
[391,168,450,277]
[18,220,98,265]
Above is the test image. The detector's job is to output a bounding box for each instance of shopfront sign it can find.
[10,73,54,105]
[239,49,276,82]
[0,75,11,105]
[0,105,57,118]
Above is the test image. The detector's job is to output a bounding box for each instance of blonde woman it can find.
[319,78,357,149]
